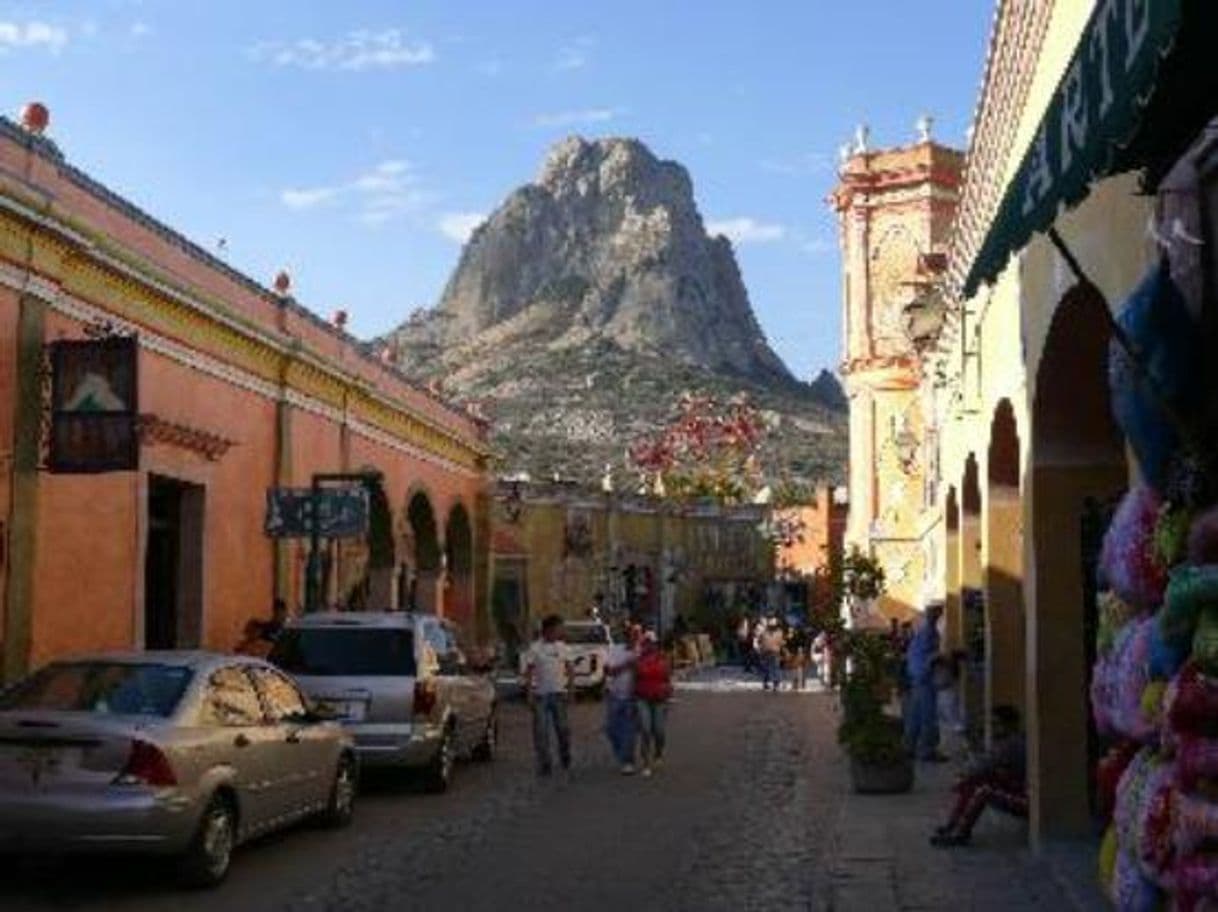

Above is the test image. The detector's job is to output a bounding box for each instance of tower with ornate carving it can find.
[830,123,963,618]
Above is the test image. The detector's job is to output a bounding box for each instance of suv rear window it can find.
[0,662,192,717]
[564,625,610,645]
[271,628,416,677]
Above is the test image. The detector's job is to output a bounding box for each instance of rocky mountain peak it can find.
[404,134,791,384]
[387,136,845,488]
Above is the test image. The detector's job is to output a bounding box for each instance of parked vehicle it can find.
[519,620,613,698]
[271,612,497,792]
[0,651,356,887]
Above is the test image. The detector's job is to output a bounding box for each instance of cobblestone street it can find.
[0,675,1089,911]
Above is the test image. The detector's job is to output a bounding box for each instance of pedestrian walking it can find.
[522,614,574,778]
[634,631,673,777]
[737,616,754,672]
[604,624,640,775]
[759,620,785,692]
[786,624,810,691]
[904,600,947,762]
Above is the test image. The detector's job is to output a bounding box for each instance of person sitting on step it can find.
[930,704,1027,847]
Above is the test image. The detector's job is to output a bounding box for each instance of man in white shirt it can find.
[522,614,574,776]
[603,624,640,774]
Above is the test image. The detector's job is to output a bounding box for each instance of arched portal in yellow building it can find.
[1028,283,1127,844]
[944,486,961,653]
[960,454,984,745]
[985,400,1025,733]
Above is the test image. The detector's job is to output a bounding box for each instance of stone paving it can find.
[0,668,1103,911]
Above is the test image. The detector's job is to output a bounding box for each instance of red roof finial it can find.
[20,102,49,135]
[272,270,291,296]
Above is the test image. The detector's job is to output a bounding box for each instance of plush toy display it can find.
[1108,259,1202,493]
[1102,487,1171,611]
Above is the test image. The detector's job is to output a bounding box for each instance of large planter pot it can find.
[849,754,914,794]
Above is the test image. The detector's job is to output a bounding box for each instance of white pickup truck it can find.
[519,620,614,698]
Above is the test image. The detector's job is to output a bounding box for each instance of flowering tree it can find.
[628,392,767,503]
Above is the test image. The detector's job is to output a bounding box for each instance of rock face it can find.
[389,136,846,487]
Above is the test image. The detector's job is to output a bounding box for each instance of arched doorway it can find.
[1028,283,1126,843]
[985,399,1025,734]
[407,491,441,614]
[327,471,395,611]
[443,502,473,627]
[944,486,962,652]
[960,454,984,745]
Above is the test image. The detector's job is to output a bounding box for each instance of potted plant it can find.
[824,551,913,794]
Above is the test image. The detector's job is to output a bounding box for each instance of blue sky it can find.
[0,1,990,380]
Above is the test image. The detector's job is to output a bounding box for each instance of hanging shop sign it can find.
[47,336,139,474]
[962,0,1218,297]
[265,486,370,539]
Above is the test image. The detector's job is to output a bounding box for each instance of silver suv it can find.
[270,613,496,792]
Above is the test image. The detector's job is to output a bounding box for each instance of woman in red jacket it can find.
[634,631,673,777]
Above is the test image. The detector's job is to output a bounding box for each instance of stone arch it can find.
[985,399,1025,736]
[944,486,962,653]
[406,489,442,613]
[1028,282,1126,844]
[443,501,474,626]
[959,453,984,744]
[326,469,396,611]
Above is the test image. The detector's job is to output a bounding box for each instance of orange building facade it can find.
[0,113,492,682]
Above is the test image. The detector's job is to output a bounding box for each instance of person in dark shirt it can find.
[930,704,1027,847]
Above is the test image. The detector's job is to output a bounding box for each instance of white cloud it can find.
[0,21,68,54]
[802,238,835,256]
[281,186,340,210]
[707,217,786,245]
[280,159,427,225]
[438,212,486,243]
[249,29,435,71]
[553,35,594,71]
[129,22,152,39]
[533,107,621,128]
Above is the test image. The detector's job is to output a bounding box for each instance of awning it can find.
[963,0,1218,298]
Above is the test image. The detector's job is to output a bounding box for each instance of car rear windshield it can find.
[271,628,417,677]
[564,626,609,645]
[0,662,193,717]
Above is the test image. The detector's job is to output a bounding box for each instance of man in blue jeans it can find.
[603,624,640,774]
[904,600,947,762]
[522,614,574,777]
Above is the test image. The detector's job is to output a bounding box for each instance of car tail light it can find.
[413,680,437,717]
[115,739,177,787]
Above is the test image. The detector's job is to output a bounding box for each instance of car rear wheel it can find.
[179,794,236,888]
[472,708,498,762]
[423,725,455,793]
[319,754,357,828]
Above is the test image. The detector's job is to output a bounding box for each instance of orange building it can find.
[773,486,847,581]
[0,109,492,682]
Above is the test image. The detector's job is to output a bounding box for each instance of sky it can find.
[0,1,991,381]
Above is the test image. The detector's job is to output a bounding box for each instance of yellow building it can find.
[488,480,773,648]
[831,133,963,619]
[839,0,1218,851]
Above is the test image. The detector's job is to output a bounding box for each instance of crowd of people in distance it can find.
[732,614,827,692]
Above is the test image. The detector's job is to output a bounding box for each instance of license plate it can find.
[318,700,366,722]
[0,745,76,787]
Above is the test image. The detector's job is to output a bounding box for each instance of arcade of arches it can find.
[310,483,479,633]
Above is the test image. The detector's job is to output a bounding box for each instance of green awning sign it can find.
[963,0,1185,297]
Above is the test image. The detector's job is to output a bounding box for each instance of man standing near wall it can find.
[904,600,947,762]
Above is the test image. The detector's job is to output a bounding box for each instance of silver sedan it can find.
[0,651,357,887]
